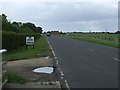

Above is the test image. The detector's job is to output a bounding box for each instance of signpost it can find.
[26,37,34,49]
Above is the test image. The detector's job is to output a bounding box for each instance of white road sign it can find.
[26,37,34,45]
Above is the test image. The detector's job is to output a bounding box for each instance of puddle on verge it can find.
[33,67,53,74]
[41,56,49,59]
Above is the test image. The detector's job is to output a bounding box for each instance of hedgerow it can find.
[2,31,40,50]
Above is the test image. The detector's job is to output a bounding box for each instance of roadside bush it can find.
[2,31,40,51]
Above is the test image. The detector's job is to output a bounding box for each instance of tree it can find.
[2,14,43,33]
[2,14,7,20]
[2,14,15,32]
[21,22,43,33]
[19,27,33,33]
[18,22,22,26]
[12,22,19,27]
[115,31,120,34]
[21,22,36,32]
[36,27,43,33]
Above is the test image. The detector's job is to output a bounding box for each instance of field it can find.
[58,33,120,48]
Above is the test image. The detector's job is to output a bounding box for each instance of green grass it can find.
[3,36,51,61]
[71,36,119,48]
[7,71,27,83]
[57,34,120,48]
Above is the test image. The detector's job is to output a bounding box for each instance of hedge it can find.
[2,31,40,51]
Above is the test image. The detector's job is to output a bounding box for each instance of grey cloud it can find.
[1,2,118,32]
[42,2,117,23]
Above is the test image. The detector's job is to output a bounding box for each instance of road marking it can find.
[65,80,70,89]
[56,60,59,65]
[86,48,94,52]
[113,58,120,61]
[65,80,67,83]
[61,71,64,76]
[46,37,70,89]
[61,76,64,79]
[51,47,56,57]
[58,67,60,71]
[46,39,56,57]
[55,57,57,59]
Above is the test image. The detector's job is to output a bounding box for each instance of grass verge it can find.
[7,71,27,84]
[71,36,119,48]
[3,36,51,61]
[57,34,120,48]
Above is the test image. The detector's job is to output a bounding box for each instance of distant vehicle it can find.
[46,33,51,36]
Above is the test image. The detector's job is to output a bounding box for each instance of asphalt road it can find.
[46,35,118,88]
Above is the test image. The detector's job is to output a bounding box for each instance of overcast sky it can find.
[0,0,119,32]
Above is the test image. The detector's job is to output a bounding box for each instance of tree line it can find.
[1,14,43,33]
[1,14,42,50]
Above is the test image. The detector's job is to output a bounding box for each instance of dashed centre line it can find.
[86,48,94,52]
[113,58,120,61]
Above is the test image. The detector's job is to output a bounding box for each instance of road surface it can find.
[46,35,118,88]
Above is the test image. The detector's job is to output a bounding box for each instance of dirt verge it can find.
[7,57,57,82]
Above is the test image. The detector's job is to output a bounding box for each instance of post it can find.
[26,45,28,49]
[33,45,35,49]
[0,49,7,89]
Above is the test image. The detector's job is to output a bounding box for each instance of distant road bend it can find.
[46,35,118,88]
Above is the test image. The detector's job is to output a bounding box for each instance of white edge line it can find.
[61,71,64,76]
[55,57,57,59]
[113,58,120,61]
[61,76,64,79]
[56,60,59,65]
[46,38,56,57]
[46,37,70,89]
[65,80,70,89]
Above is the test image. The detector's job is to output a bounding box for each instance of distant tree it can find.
[2,14,42,33]
[1,14,18,32]
[21,22,36,32]
[36,27,43,33]
[2,16,12,32]
[11,22,22,32]
[115,31,120,34]
[2,14,7,20]
[47,31,51,33]
[101,32,105,33]
[60,31,63,34]
[19,27,33,33]
[12,22,19,27]
[18,22,22,26]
